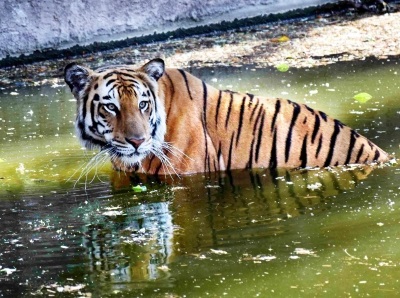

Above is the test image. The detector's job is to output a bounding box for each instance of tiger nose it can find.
[126,137,145,149]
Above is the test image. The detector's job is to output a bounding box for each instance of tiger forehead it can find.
[97,69,151,91]
[92,73,151,104]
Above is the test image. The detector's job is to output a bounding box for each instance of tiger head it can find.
[64,58,167,171]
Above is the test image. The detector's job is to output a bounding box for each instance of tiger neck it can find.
[141,69,240,175]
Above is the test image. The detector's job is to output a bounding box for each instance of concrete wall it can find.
[0,0,331,59]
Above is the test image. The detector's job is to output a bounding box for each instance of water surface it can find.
[0,58,399,297]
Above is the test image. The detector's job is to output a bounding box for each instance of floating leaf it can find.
[132,185,147,192]
[276,63,290,72]
[353,92,372,103]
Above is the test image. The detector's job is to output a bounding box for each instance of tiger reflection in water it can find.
[83,165,376,286]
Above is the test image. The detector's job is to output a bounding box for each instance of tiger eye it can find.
[139,101,148,110]
[106,103,116,111]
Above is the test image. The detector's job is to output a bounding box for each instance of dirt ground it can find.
[1,11,400,87]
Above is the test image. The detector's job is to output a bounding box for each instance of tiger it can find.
[64,58,390,175]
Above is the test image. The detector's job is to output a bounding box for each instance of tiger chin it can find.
[64,58,390,175]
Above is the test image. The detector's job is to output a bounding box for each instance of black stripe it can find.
[149,88,157,114]
[215,90,222,126]
[178,69,194,100]
[165,73,175,119]
[202,81,209,172]
[123,73,138,80]
[98,111,106,119]
[120,68,136,73]
[247,138,255,169]
[306,105,315,115]
[227,132,235,171]
[252,104,264,136]
[373,149,380,161]
[269,128,278,168]
[95,121,105,128]
[320,111,328,122]
[112,71,136,80]
[311,114,320,144]
[154,162,163,175]
[323,119,343,167]
[117,86,123,99]
[81,95,88,120]
[103,72,115,80]
[106,79,116,87]
[225,92,234,129]
[300,134,308,168]
[90,97,97,126]
[236,96,246,146]
[247,93,254,108]
[151,122,158,137]
[249,97,260,122]
[345,130,358,164]
[217,143,222,171]
[285,102,301,163]
[255,111,265,163]
[367,140,374,150]
[202,81,208,120]
[271,100,281,132]
[123,79,139,86]
[355,144,365,163]
[316,135,323,158]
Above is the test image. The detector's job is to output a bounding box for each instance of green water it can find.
[0,58,399,297]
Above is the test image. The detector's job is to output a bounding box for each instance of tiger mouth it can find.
[104,146,149,159]
[104,147,150,172]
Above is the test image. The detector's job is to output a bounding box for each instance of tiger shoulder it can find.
[64,58,390,175]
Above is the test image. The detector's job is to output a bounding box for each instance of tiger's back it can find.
[154,68,389,173]
[64,59,390,175]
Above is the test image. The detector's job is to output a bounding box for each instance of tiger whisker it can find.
[151,147,180,179]
[72,155,98,188]
[162,142,192,160]
[66,148,104,185]
[87,152,109,185]
[72,149,110,189]
[161,144,191,169]
[81,152,108,189]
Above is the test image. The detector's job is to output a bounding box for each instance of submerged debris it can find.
[0,267,17,276]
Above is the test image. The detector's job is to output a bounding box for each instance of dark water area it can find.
[0,58,399,297]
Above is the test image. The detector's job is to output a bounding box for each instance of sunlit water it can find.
[0,58,399,297]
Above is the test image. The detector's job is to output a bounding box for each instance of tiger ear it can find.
[141,58,165,81]
[64,63,92,97]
